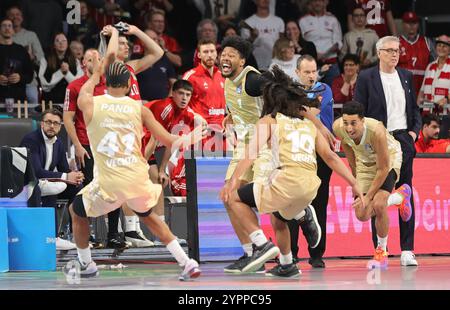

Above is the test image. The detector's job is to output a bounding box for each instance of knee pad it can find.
[134,208,153,217]
[72,195,87,218]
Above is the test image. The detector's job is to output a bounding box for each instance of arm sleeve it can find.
[320,86,334,132]
[31,32,45,65]
[244,71,268,97]
[354,72,369,110]
[63,84,78,112]
[332,17,343,50]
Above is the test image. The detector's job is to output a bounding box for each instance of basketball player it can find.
[333,101,413,267]
[63,57,205,280]
[221,67,364,277]
[101,23,164,246]
[220,36,327,273]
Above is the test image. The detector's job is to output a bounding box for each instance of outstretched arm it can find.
[126,24,164,74]
[78,52,103,125]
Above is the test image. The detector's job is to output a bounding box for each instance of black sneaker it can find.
[266,263,301,278]
[299,205,322,249]
[106,232,128,250]
[223,254,266,273]
[308,257,325,268]
[242,242,280,273]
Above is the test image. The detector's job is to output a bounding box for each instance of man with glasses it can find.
[341,7,379,68]
[20,108,84,250]
[355,36,422,267]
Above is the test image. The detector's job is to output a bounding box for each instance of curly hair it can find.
[260,66,320,119]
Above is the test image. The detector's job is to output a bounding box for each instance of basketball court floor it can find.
[1,255,449,290]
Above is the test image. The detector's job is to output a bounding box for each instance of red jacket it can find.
[63,74,107,145]
[415,131,450,153]
[182,64,225,128]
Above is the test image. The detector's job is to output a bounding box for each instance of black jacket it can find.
[354,65,422,136]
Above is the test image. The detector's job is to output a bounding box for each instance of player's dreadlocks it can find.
[260,65,320,119]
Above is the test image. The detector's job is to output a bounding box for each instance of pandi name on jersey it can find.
[101,103,134,114]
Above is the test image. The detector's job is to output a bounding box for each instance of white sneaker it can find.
[124,231,154,247]
[56,237,76,250]
[179,259,201,281]
[63,259,98,279]
[400,251,418,266]
[39,180,67,197]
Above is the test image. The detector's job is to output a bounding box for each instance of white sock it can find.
[166,239,189,266]
[135,217,141,232]
[294,210,306,221]
[158,215,166,223]
[387,193,403,206]
[280,252,293,265]
[77,247,92,266]
[377,235,388,251]
[243,243,253,256]
[249,230,267,247]
[125,216,136,232]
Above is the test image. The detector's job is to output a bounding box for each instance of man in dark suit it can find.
[354,36,421,266]
[20,108,84,250]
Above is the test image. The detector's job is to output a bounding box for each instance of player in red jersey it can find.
[144,80,202,197]
[101,23,164,103]
[183,39,226,153]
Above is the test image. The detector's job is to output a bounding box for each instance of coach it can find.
[354,36,421,266]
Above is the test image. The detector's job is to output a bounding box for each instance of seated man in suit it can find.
[20,108,84,250]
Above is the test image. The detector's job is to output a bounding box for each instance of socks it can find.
[294,210,306,221]
[280,252,293,266]
[249,230,267,247]
[243,243,253,256]
[158,215,166,223]
[125,216,136,232]
[377,235,388,251]
[387,192,403,206]
[166,239,189,266]
[77,246,92,266]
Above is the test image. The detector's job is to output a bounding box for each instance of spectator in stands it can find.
[238,0,300,22]
[332,54,360,104]
[39,33,83,106]
[346,0,397,38]
[299,0,342,66]
[70,41,85,63]
[284,20,317,60]
[145,9,182,68]
[418,35,450,115]
[133,29,177,101]
[132,0,174,28]
[398,12,436,97]
[7,6,44,105]
[21,0,64,52]
[269,37,300,81]
[20,108,84,250]
[415,114,450,153]
[192,19,220,68]
[183,38,225,150]
[67,1,99,50]
[241,0,284,70]
[85,0,131,28]
[194,0,241,31]
[340,6,379,69]
[0,18,33,104]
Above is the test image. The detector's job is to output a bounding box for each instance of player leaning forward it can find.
[63,54,206,280]
[221,67,365,277]
[333,101,412,267]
